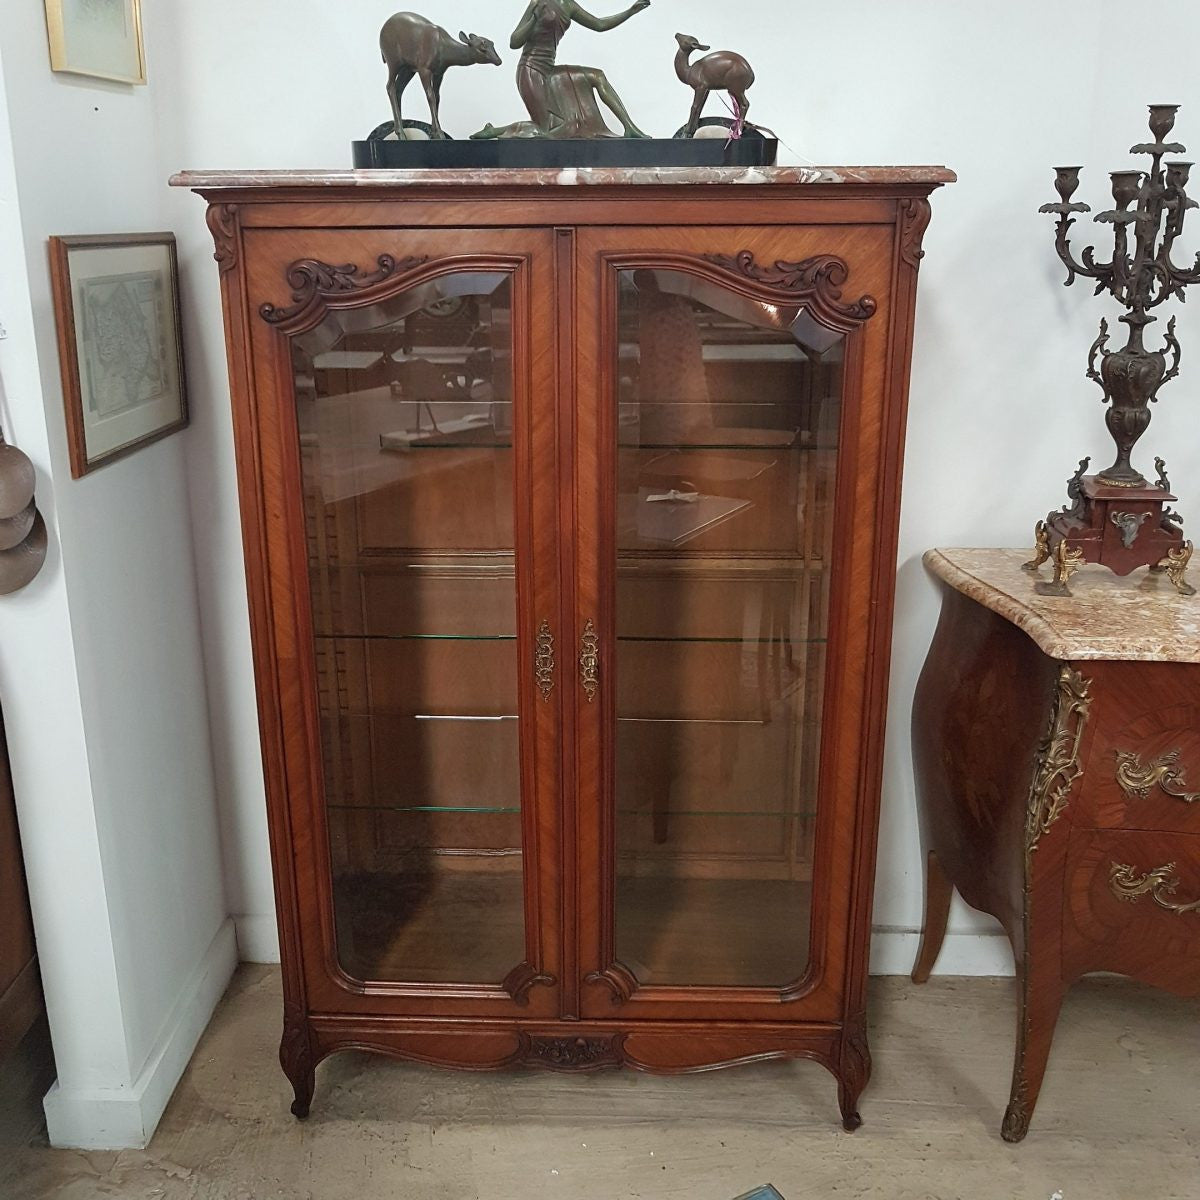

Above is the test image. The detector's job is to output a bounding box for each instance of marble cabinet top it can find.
[170,165,955,191]
[924,548,1200,663]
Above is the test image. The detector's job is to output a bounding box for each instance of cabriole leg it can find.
[1159,540,1197,596]
[1001,967,1066,1142]
[1021,520,1051,572]
[836,1016,871,1132]
[280,1003,316,1120]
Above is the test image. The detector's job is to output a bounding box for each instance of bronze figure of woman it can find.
[473,0,651,140]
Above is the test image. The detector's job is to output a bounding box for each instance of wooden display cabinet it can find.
[178,165,952,1127]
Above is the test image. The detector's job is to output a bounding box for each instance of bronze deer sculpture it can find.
[674,32,755,138]
[380,12,502,140]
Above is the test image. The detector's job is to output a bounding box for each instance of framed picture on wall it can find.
[44,0,147,86]
[49,234,188,478]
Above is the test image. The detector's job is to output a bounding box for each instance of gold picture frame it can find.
[44,0,147,86]
[49,234,188,477]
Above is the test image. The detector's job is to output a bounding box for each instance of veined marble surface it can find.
[170,165,956,190]
[925,547,1200,663]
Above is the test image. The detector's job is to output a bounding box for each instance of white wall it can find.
[153,0,1200,973]
[0,5,234,1149]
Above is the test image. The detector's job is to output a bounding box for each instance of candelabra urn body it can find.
[1025,105,1198,596]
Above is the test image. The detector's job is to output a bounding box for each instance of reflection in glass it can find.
[292,272,525,983]
[613,269,842,988]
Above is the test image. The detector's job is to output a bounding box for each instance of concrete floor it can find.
[2,965,1197,1200]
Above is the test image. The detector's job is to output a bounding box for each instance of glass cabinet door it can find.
[584,258,847,998]
[283,254,554,993]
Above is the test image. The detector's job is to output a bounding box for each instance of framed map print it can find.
[44,0,146,86]
[49,234,188,477]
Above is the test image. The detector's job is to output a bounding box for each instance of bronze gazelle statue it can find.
[674,32,756,138]
[380,12,502,140]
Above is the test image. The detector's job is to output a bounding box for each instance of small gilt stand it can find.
[1024,104,1198,597]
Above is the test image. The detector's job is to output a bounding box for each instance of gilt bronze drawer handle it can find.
[535,620,555,702]
[1109,861,1200,915]
[1115,749,1200,805]
[579,619,599,702]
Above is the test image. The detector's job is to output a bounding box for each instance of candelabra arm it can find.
[1167,247,1200,289]
[1086,319,1110,397]
[1155,317,1182,400]
[1052,216,1112,289]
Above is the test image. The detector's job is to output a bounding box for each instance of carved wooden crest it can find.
[525,1034,621,1069]
[703,250,877,329]
[260,254,429,328]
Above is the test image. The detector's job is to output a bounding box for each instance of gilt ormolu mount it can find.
[1024,104,1198,596]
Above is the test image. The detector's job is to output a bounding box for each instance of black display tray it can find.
[351,136,778,170]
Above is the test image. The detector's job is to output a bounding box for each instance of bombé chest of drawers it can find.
[912,547,1200,1140]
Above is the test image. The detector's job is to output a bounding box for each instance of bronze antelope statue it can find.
[380,12,502,140]
[674,32,755,137]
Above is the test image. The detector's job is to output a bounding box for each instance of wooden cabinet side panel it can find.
[207,204,319,1099]
[912,587,1059,935]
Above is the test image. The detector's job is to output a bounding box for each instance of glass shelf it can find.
[381,441,513,451]
[374,440,835,452]
[329,803,522,815]
[618,635,826,645]
[325,712,792,725]
[313,633,517,642]
[328,803,816,819]
[624,442,834,452]
[314,633,825,645]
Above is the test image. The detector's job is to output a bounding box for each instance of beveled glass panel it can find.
[612,268,842,988]
[291,273,525,984]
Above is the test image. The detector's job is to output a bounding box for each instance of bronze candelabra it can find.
[1024,104,1197,596]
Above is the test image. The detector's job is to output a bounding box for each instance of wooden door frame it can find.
[230,226,564,1021]
[570,221,900,1023]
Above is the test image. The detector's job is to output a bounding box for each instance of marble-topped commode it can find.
[925,547,1200,663]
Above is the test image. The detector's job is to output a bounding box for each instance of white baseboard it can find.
[44,917,238,1150]
[870,927,1015,976]
[230,914,1012,976]
[233,912,280,963]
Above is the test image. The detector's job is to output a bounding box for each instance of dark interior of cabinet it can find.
[288,266,841,990]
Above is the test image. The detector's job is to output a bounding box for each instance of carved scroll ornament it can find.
[899,197,933,268]
[702,251,877,328]
[525,1035,620,1069]
[206,203,239,275]
[260,254,429,326]
[501,960,556,1006]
